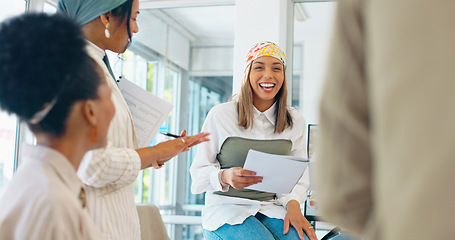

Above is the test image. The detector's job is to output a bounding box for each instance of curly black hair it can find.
[0,13,102,136]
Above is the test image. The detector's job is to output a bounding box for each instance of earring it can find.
[105,23,110,39]
[89,126,97,144]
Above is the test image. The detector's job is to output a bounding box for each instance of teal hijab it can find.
[57,0,128,26]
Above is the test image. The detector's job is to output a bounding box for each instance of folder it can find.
[213,137,293,200]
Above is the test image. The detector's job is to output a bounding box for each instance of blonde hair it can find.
[236,63,293,133]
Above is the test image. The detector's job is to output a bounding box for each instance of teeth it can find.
[259,83,275,88]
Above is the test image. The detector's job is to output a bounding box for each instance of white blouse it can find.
[190,101,310,231]
[78,42,142,240]
[0,144,101,239]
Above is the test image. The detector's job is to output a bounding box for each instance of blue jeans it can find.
[203,212,309,240]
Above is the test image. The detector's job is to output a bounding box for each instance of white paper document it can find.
[118,77,173,148]
[243,150,309,194]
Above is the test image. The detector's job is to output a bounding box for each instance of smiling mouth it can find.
[259,83,276,91]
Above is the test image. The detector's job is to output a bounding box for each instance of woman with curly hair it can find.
[0,13,114,239]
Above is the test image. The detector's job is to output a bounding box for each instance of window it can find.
[43,2,57,13]
[0,0,27,199]
[0,112,17,197]
[185,78,225,206]
[108,49,182,208]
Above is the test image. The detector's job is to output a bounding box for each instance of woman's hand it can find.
[137,131,210,169]
[155,131,210,165]
[284,200,318,240]
[221,167,263,189]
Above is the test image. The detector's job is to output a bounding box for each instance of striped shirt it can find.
[78,42,142,240]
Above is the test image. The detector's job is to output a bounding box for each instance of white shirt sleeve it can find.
[78,142,141,189]
[190,107,229,194]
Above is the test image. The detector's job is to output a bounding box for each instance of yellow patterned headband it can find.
[244,41,286,72]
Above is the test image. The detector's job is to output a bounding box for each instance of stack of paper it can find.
[118,77,173,148]
[243,150,309,194]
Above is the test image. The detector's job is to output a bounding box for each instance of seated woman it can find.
[190,41,317,240]
[0,13,114,239]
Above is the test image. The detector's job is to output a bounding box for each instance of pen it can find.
[160,132,182,138]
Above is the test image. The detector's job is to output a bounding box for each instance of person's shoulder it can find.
[0,164,80,232]
[207,101,237,119]
[39,180,81,222]
[288,106,304,119]
[13,163,76,208]
[211,101,236,112]
[288,106,306,126]
[0,190,55,237]
[0,176,57,219]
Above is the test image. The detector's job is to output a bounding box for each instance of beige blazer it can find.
[315,0,455,239]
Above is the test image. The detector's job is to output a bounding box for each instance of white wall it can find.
[300,40,331,124]
[293,2,337,124]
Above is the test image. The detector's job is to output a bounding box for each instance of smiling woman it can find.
[190,41,316,240]
[249,56,285,112]
[238,42,291,134]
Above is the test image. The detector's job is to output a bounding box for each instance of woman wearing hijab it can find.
[0,13,113,239]
[190,42,317,240]
[57,0,209,239]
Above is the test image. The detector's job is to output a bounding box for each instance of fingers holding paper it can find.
[222,167,263,189]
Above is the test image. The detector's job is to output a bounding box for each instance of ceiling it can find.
[137,1,336,47]
[44,0,336,47]
[151,5,236,46]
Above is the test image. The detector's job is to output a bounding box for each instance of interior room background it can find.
[0,0,336,239]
